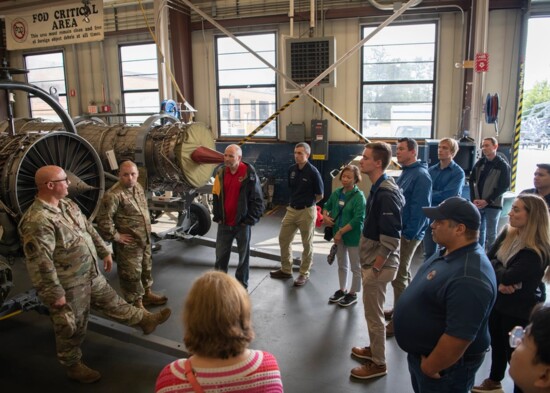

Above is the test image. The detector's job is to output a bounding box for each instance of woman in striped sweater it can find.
[155,271,283,393]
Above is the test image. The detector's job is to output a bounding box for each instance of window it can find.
[216,32,277,138]
[119,43,159,125]
[360,22,437,139]
[24,51,69,120]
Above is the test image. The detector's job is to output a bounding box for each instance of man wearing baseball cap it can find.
[393,197,497,393]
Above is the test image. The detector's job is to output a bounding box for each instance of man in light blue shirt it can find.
[423,138,465,259]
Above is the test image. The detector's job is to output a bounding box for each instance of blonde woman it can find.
[155,271,283,392]
[473,194,550,393]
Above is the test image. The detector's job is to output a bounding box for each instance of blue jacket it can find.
[396,160,432,241]
[428,160,465,206]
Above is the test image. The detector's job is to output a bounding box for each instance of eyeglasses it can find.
[509,326,525,348]
[45,177,69,184]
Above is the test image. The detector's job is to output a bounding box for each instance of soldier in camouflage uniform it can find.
[18,165,171,384]
[96,160,167,309]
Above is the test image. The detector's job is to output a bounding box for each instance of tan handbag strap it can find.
[184,359,205,393]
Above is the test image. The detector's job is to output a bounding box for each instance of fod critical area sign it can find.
[5,0,104,50]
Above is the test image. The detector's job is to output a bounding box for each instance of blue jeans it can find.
[407,352,485,393]
[214,224,251,288]
[479,207,501,250]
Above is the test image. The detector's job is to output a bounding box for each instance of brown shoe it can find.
[383,308,393,321]
[142,289,168,306]
[133,298,150,313]
[351,346,372,360]
[351,360,387,379]
[66,362,101,384]
[270,269,293,279]
[293,274,309,286]
[471,378,503,392]
[386,320,394,338]
[138,307,171,335]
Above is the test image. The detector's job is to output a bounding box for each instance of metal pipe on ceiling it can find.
[367,0,423,11]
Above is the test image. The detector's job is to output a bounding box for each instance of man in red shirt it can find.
[212,144,265,289]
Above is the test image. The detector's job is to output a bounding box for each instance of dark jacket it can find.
[361,175,405,270]
[469,154,511,209]
[488,228,548,320]
[212,162,265,226]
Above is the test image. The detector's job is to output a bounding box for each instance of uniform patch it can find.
[427,270,437,280]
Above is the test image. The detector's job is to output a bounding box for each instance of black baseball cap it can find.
[422,197,481,230]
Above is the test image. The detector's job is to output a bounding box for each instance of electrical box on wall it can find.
[286,122,306,143]
[311,119,328,160]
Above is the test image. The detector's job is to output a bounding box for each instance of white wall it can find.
[6,7,522,144]
[191,9,522,144]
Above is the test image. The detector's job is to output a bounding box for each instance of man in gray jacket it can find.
[469,137,510,250]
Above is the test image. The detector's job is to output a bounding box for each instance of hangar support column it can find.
[463,0,489,146]
[169,4,194,123]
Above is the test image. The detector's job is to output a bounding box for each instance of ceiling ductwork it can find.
[367,0,423,11]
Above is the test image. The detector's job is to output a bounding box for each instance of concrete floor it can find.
[0,207,515,392]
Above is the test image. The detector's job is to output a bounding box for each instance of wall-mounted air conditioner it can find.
[283,36,336,92]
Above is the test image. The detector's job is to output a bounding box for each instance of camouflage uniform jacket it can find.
[96,182,151,248]
[18,197,110,306]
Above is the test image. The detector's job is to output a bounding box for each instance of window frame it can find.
[359,20,439,140]
[118,41,160,125]
[215,31,278,140]
[23,50,69,119]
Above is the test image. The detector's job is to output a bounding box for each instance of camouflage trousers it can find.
[49,273,144,367]
[114,241,153,304]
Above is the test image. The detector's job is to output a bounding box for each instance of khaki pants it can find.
[392,237,421,305]
[362,267,397,365]
[278,206,316,276]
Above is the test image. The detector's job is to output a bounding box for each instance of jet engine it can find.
[17,117,218,194]
[0,75,221,321]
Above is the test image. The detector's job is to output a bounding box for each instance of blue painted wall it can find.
[216,142,364,205]
[215,142,512,206]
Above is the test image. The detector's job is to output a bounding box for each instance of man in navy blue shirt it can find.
[271,142,324,287]
[394,197,497,393]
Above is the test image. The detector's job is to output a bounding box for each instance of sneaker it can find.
[327,244,338,265]
[383,308,394,321]
[471,379,503,392]
[270,269,293,279]
[351,346,372,360]
[386,319,394,338]
[351,360,387,379]
[329,289,347,303]
[338,293,358,307]
[293,274,309,286]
